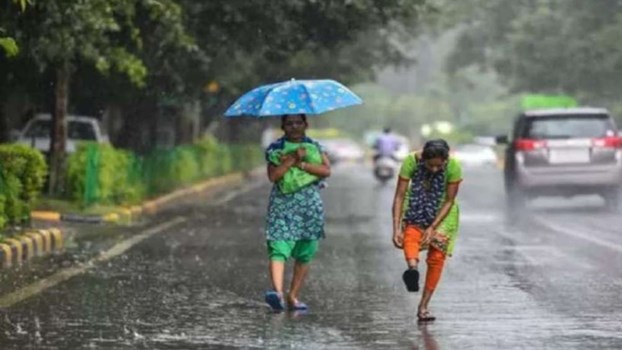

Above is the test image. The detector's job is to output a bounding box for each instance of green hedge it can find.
[0,144,47,230]
[141,147,200,195]
[67,143,144,206]
[67,137,264,207]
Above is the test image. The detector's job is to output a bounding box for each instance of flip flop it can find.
[417,310,436,323]
[288,300,309,311]
[264,291,285,312]
[290,309,310,317]
[402,268,420,292]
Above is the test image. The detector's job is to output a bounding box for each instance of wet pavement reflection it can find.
[1,164,621,349]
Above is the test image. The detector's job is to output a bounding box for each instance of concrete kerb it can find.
[0,229,64,269]
[140,172,244,215]
[30,170,259,224]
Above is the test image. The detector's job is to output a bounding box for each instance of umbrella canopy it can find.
[224,79,362,118]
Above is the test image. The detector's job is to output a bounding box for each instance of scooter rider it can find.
[374,127,401,163]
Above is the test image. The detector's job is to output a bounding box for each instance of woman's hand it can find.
[294,153,331,178]
[422,227,435,245]
[392,229,404,249]
[280,154,297,167]
[297,161,307,172]
[268,147,316,183]
[295,147,307,161]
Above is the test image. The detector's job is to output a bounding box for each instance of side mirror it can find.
[495,135,509,145]
[9,129,21,142]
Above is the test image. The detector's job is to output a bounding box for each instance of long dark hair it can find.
[422,139,450,160]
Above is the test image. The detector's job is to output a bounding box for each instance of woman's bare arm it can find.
[298,154,331,178]
[430,182,461,230]
[267,155,297,183]
[391,177,410,248]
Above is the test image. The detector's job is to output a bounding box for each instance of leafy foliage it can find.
[445,0,622,106]
[1,0,432,150]
[0,0,27,57]
[66,138,263,207]
[0,144,47,229]
[67,142,142,206]
[0,37,18,57]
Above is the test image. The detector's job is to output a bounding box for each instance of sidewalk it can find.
[31,171,254,224]
[1,168,263,274]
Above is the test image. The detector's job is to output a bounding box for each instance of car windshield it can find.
[24,120,97,140]
[24,120,52,138]
[68,121,97,140]
[524,115,615,139]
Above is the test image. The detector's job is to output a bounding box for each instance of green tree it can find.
[175,0,431,142]
[0,0,26,57]
[445,0,622,107]
[1,0,433,155]
[12,0,193,193]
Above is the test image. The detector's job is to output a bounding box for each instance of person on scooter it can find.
[373,127,401,163]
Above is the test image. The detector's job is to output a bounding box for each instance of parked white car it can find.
[16,114,109,154]
[452,143,498,168]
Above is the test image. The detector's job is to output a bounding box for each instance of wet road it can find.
[1,163,621,349]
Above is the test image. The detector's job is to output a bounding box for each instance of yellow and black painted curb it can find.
[0,228,63,269]
[30,171,250,225]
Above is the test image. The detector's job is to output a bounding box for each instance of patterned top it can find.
[264,137,327,241]
[402,162,447,228]
[399,153,463,256]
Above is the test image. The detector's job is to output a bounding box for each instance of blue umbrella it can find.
[224,79,363,118]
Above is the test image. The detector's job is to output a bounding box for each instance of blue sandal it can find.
[288,300,309,311]
[264,291,285,311]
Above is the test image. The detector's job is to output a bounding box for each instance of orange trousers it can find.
[402,225,446,291]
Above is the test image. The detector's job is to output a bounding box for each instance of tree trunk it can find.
[0,100,7,143]
[48,63,70,195]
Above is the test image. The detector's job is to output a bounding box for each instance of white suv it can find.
[16,114,109,154]
[498,108,622,209]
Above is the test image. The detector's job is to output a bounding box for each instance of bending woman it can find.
[391,139,463,322]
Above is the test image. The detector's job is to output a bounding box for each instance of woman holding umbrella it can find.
[263,114,331,311]
[224,79,362,311]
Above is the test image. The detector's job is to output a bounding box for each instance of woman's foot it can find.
[287,296,309,311]
[417,309,436,322]
[265,291,285,311]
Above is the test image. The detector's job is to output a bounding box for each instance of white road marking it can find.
[460,212,502,224]
[533,216,622,253]
[208,180,266,206]
[0,177,264,309]
[0,217,185,308]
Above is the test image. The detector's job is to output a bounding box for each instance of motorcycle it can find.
[373,155,398,184]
